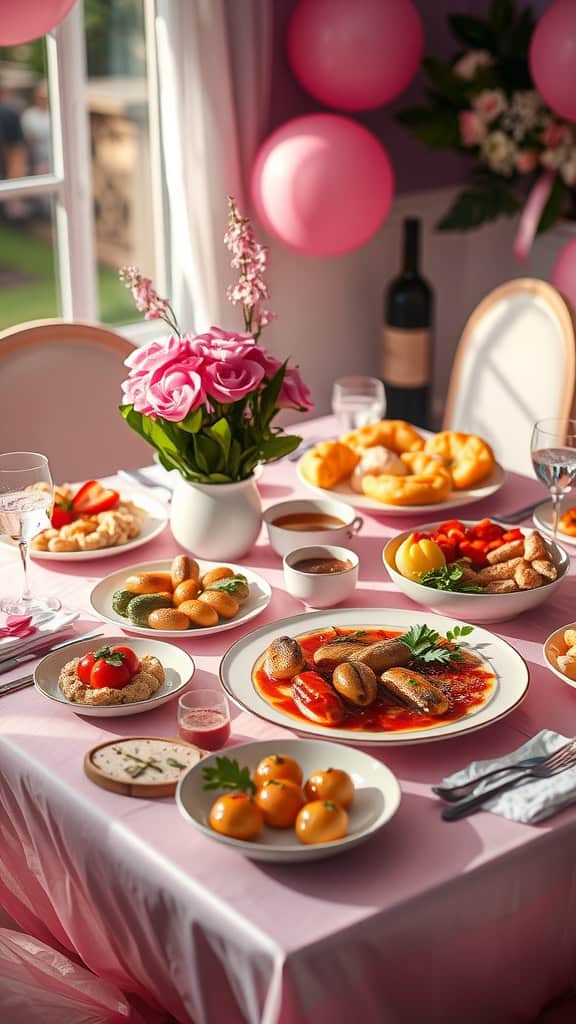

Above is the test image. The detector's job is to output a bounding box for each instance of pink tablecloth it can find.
[2,419,576,1023]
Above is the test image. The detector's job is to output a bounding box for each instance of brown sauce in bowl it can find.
[292,557,353,574]
[272,513,346,531]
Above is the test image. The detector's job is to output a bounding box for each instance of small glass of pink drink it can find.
[177,689,231,751]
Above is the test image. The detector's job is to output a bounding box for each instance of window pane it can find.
[0,197,59,328]
[85,0,155,324]
[0,40,52,180]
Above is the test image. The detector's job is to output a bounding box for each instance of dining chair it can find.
[442,279,576,476]
[0,319,150,481]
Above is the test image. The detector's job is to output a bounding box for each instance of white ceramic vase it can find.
[170,475,262,560]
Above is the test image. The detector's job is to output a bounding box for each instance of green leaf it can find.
[202,756,256,795]
[436,178,521,232]
[507,7,535,58]
[400,622,474,664]
[422,57,468,106]
[206,417,232,461]
[259,363,286,425]
[177,408,203,434]
[396,106,460,149]
[260,434,302,462]
[537,175,568,235]
[449,14,498,52]
[490,0,515,34]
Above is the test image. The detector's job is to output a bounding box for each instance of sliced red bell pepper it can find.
[459,538,490,566]
[501,528,524,543]
[73,480,119,515]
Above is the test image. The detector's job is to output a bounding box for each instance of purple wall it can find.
[269,0,551,193]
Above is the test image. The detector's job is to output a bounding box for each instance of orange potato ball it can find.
[253,754,303,789]
[304,769,355,809]
[201,566,234,588]
[178,599,218,627]
[197,590,240,620]
[254,779,305,828]
[295,800,349,845]
[173,579,201,605]
[208,793,263,840]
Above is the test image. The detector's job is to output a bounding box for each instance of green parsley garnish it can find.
[399,622,474,665]
[418,562,484,594]
[202,756,256,795]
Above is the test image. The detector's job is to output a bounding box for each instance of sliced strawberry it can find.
[51,499,74,529]
[73,480,120,515]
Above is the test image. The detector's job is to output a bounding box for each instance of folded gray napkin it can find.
[441,730,576,823]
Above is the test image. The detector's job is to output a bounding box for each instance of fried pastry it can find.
[523,530,548,562]
[341,419,425,455]
[361,453,452,506]
[300,440,359,490]
[484,580,519,593]
[514,560,544,590]
[531,559,558,581]
[424,431,495,489]
[486,540,525,564]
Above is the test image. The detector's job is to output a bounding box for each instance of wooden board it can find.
[84,736,204,798]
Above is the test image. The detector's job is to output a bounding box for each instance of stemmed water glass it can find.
[530,419,576,538]
[0,452,60,615]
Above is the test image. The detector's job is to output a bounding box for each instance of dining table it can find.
[1,415,576,1024]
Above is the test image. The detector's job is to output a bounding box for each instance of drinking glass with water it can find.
[331,377,386,432]
[531,418,576,537]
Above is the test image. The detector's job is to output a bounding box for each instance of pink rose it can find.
[278,368,314,411]
[249,345,283,379]
[189,327,256,364]
[121,373,156,415]
[458,110,487,147]
[124,334,190,374]
[203,358,265,403]
[515,148,539,174]
[453,50,493,80]
[145,367,205,421]
[472,89,506,124]
[542,122,571,149]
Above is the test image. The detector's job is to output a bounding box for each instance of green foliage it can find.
[400,623,475,664]
[419,563,484,593]
[396,106,461,148]
[436,173,522,231]
[119,360,302,483]
[202,757,256,795]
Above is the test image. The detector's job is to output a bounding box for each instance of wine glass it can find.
[530,419,576,538]
[0,452,60,615]
[331,376,386,432]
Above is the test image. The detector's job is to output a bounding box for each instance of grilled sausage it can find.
[380,667,449,716]
[313,640,372,669]
[291,672,344,725]
[265,637,305,680]
[332,662,377,706]
[351,638,412,674]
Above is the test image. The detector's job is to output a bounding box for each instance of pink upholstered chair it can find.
[0,320,150,481]
[443,279,576,476]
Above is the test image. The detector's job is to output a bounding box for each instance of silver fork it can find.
[433,738,576,802]
[441,742,576,821]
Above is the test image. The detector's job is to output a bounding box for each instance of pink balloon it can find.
[552,236,576,309]
[287,0,423,112]
[251,114,395,257]
[530,0,576,123]
[0,0,76,46]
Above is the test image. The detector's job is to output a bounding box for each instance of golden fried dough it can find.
[476,558,524,582]
[524,530,548,562]
[341,419,425,455]
[514,560,544,590]
[424,431,495,489]
[531,559,557,581]
[300,440,359,489]
[486,540,525,564]
[361,453,452,506]
[484,580,519,593]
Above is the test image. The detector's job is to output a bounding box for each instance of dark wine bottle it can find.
[382,217,433,429]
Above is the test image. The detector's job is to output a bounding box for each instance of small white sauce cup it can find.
[263,498,363,558]
[283,545,359,608]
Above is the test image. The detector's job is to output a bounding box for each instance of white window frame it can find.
[0,0,166,334]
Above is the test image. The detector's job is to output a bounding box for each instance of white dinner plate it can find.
[177,737,401,862]
[219,608,529,746]
[533,497,576,548]
[0,491,169,561]
[296,459,506,516]
[34,635,195,717]
[90,559,272,638]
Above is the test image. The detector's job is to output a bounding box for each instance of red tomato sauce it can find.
[253,627,496,734]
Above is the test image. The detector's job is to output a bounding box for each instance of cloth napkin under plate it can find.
[440,730,576,823]
[0,609,80,661]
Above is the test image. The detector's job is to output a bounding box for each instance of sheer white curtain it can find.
[155,0,273,331]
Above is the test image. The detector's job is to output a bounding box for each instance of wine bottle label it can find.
[381,327,431,388]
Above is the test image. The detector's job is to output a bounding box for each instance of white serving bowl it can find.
[263,497,363,558]
[383,520,569,624]
[283,545,359,608]
[543,622,576,689]
[176,737,401,862]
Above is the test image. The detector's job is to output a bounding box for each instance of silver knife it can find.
[0,628,103,675]
[0,673,34,696]
[499,500,545,524]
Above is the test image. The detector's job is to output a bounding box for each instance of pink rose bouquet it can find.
[398,1,576,240]
[119,200,312,482]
